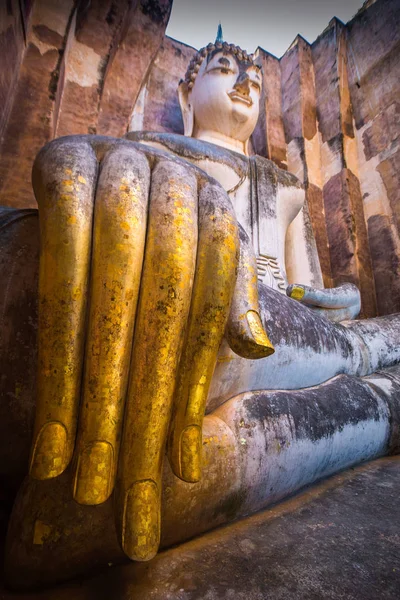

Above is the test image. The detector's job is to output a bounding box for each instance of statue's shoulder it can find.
[126,131,303,194]
[126,131,248,174]
[251,154,303,191]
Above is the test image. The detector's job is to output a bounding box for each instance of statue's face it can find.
[190,51,262,145]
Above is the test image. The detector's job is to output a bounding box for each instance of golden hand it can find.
[28,136,273,562]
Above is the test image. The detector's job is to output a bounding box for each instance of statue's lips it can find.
[227,91,253,107]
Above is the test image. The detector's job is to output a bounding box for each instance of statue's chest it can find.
[138,141,302,293]
[231,177,287,292]
[195,159,297,293]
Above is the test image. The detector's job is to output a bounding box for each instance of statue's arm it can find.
[286,282,361,322]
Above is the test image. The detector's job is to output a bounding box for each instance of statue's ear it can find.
[178,80,194,137]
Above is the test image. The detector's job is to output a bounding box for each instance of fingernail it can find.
[289,285,305,300]
[180,425,202,483]
[246,310,275,356]
[73,441,113,505]
[122,480,160,561]
[30,421,68,479]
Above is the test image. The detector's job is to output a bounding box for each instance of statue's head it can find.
[179,35,262,155]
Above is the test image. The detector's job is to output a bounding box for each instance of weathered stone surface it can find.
[345,169,377,317]
[344,0,400,315]
[0,0,26,141]
[280,35,333,290]
[297,37,318,142]
[377,148,400,233]
[97,0,173,137]
[306,183,332,287]
[0,0,74,209]
[0,42,60,208]
[131,36,196,134]
[0,209,38,500]
[55,0,130,137]
[346,0,400,130]
[294,15,377,317]
[0,0,174,208]
[362,101,400,160]
[323,171,358,284]
[323,169,376,317]
[281,39,303,144]
[368,214,400,315]
[252,48,287,169]
[312,20,343,144]
[337,27,355,142]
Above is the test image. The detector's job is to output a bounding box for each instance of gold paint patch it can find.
[290,285,305,300]
[33,520,52,545]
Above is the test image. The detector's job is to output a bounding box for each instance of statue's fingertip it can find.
[288,284,305,300]
[73,441,114,505]
[246,311,275,357]
[121,480,160,562]
[29,421,68,480]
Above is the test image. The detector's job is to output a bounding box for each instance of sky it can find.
[166,0,367,58]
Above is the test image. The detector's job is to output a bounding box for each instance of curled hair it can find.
[183,41,260,89]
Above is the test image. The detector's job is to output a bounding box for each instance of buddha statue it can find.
[2,33,400,588]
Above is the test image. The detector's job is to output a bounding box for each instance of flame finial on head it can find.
[216,23,223,44]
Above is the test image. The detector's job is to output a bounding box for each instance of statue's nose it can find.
[233,72,250,96]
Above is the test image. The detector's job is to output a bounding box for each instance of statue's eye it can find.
[250,81,261,92]
[207,66,234,75]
